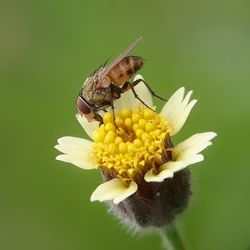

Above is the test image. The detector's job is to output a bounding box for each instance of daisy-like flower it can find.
[55,75,216,228]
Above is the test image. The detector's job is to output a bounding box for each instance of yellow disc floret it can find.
[92,107,172,182]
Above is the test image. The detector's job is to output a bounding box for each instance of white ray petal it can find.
[178,154,204,168]
[55,144,87,158]
[174,132,217,155]
[168,155,204,175]
[76,114,99,139]
[113,87,137,111]
[182,90,193,107]
[113,181,137,204]
[114,74,153,112]
[160,88,197,136]
[55,136,96,169]
[145,132,217,182]
[133,74,153,108]
[57,136,92,151]
[161,87,185,117]
[55,154,97,170]
[144,161,183,182]
[170,99,197,135]
[173,132,216,166]
[55,136,92,158]
[176,142,212,160]
[91,178,137,204]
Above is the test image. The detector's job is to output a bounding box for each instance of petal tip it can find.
[133,74,144,81]
[204,131,218,141]
[144,170,173,183]
[211,132,218,138]
[54,145,62,153]
[90,195,98,202]
[57,136,70,145]
[55,154,64,161]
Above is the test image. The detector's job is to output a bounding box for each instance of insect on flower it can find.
[55,76,217,229]
[76,37,166,123]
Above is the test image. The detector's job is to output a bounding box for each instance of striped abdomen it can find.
[107,56,143,85]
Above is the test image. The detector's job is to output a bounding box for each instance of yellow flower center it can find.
[92,107,172,183]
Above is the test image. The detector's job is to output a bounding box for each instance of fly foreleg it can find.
[107,86,119,129]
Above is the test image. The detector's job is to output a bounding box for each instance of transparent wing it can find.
[98,36,143,83]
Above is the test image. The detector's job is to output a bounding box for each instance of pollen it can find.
[92,107,172,182]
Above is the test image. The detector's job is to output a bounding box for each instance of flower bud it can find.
[102,169,191,229]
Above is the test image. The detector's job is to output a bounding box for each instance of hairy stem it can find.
[158,224,185,250]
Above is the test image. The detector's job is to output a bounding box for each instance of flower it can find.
[55,75,216,228]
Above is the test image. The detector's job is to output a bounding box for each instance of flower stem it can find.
[158,224,185,250]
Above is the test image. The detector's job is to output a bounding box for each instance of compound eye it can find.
[76,97,91,115]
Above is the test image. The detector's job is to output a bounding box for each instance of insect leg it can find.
[106,87,119,129]
[92,103,111,124]
[124,82,154,111]
[94,103,111,112]
[93,112,104,124]
[95,99,115,123]
[132,78,168,102]
[120,82,130,92]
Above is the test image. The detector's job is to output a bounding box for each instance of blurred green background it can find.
[1,0,250,249]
